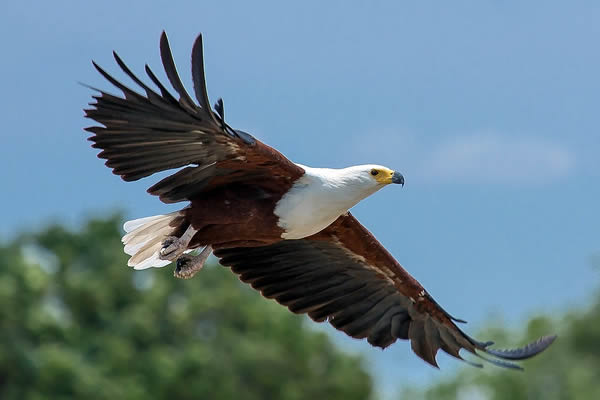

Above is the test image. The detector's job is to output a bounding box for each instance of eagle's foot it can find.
[174,245,213,279]
[159,225,199,261]
[159,236,178,255]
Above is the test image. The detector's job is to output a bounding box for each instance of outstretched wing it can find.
[215,213,555,369]
[84,32,304,203]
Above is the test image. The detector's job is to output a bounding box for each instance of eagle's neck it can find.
[273,165,382,239]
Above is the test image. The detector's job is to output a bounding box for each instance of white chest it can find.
[273,166,381,239]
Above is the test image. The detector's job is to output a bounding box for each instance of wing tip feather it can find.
[482,334,557,361]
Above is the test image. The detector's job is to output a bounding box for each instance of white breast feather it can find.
[274,164,384,239]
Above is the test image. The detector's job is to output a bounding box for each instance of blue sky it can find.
[2,0,599,395]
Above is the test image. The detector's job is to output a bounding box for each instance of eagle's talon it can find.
[174,255,195,279]
[161,236,177,248]
[160,236,184,259]
[173,245,213,280]
[159,225,199,261]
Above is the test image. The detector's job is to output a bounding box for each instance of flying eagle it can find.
[84,32,555,369]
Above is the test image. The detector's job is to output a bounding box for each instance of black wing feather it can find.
[85,32,268,199]
[215,239,556,369]
[159,31,199,114]
[144,64,179,103]
[190,33,221,127]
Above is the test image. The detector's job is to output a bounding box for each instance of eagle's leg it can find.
[159,224,199,261]
[174,245,213,279]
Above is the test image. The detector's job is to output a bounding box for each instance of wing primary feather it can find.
[457,357,485,369]
[474,353,523,370]
[190,33,221,127]
[438,326,469,358]
[482,335,557,360]
[91,61,145,102]
[144,64,179,103]
[159,31,199,113]
[112,51,163,104]
[78,81,104,94]
[409,319,437,367]
[424,293,467,323]
[423,318,444,368]
[215,98,225,121]
[451,316,468,324]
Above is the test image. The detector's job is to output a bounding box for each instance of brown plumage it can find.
[84,31,555,369]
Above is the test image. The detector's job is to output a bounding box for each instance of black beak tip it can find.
[392,171,405,186]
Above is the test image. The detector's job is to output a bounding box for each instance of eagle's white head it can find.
[333,164,405,187]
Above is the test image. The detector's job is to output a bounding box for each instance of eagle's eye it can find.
[370,169,379,176]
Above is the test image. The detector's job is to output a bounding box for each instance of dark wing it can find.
[215,213,556,369]
[84,32,304,203]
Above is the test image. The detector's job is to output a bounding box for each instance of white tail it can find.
[122,211,183,270]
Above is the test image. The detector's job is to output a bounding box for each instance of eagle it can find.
[84,31,555,369]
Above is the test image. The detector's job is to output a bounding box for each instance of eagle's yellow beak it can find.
[374,169,404,185]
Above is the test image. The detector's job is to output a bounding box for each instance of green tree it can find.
[401,285,600,399]
[0,214,373,400]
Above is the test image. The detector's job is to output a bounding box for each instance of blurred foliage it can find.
[401,288,600,399]
[0,214,373,400]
